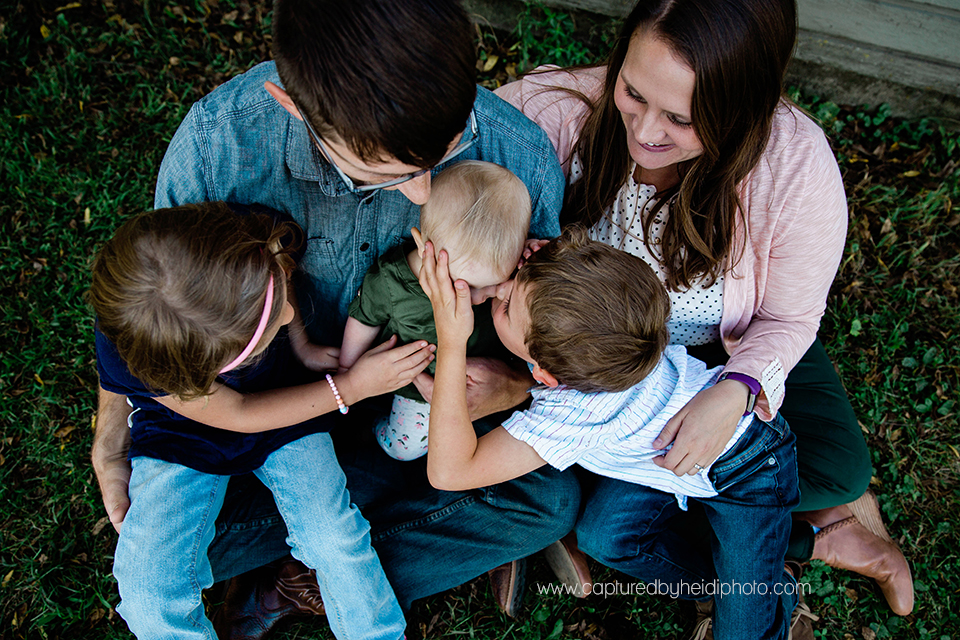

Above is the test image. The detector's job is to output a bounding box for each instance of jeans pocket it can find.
[710,415,795,498]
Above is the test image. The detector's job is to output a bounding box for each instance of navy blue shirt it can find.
[96,321,333,475]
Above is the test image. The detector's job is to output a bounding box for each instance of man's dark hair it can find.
[273,0,477,167]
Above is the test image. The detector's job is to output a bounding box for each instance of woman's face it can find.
[614,30,703,177]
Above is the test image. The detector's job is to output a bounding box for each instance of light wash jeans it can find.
[204,412,581,610]
[114,432,404,640]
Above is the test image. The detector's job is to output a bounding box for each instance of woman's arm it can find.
[654,108,849,474]
[156,336,434,432]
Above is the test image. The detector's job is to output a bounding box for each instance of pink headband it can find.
[220,275,275,374]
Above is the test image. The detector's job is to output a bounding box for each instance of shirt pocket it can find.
[303,236,342,282]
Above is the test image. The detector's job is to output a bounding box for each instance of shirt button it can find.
[359,242,370,251]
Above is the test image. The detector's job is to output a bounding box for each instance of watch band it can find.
[718,372,761,416]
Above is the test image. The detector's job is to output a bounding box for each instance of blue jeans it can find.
[206,413,581,610]
[114,433,405,640]
[576,414,801,640]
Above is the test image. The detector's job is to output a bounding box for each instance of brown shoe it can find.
[210,556,324,640]
[275,558,326,616]
[542,532,592,597]
[812,514,913,615]
[487,557,526,618]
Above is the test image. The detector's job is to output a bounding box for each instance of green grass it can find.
[2,1,958,639]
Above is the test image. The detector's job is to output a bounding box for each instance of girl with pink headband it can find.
[90,201,432,640]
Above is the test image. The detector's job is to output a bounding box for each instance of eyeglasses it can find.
[297,105,478,194]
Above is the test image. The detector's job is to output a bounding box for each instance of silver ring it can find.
[694,463,705,471]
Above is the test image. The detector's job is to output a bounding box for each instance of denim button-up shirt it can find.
[155,62,563,346]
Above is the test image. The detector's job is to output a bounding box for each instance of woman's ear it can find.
[532,364,559,388]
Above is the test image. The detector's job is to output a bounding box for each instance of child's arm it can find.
[155,336,434,433]
[418,242,546,491]
[339,317,382,370]
[286,285,341,372]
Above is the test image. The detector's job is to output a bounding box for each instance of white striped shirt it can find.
[502,346,753,506]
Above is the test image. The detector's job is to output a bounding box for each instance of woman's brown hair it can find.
[90,202,297,400]
[562,0,797,290]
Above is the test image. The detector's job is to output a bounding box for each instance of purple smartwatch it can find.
[717,372,761,416]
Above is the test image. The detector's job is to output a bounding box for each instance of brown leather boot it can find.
[487,557,527,618]
[210,556,324,640]
[804,498,913,616]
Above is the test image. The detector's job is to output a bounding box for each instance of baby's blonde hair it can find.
[420,160,531,280]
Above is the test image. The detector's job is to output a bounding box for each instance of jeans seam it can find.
[370,494,480,543]
[188,473,226,640]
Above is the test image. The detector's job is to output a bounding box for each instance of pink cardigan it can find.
[496,67,848,419]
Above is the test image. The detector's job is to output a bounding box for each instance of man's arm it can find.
[92,388,133,533]
[413,358,533,422]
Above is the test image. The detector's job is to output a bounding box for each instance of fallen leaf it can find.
[2,570,12,588]
[482,54,498,72]
[902,170,920,177]
[83,207,91,225]
[40,24,51,38]
[54,2,82,10]
[34,374,44,386]
[862,626,877,640]
[93,516,111,536]
[54,425,76,439]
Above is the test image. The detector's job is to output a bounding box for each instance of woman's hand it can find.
[652,378,750,475]
[340,335,435,401]
[417,241,474,345]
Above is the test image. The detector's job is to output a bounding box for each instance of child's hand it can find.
[296,343,341,372]
[418,241,474,344]
[342,335,436,400]
[520,238,549,266]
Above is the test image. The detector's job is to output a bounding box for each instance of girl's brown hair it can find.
[517,226,670,393]
[90,202,297,400]
[561,0,797,290]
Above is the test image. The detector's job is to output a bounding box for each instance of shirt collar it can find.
[284,114,352,197]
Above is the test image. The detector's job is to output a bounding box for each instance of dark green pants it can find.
[688,338,873,561]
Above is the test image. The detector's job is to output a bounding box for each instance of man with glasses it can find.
[91,0,579,635]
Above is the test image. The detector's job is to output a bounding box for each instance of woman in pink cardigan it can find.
[497,0,912,628]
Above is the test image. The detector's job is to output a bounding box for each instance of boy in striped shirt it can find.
[419,226,803,640]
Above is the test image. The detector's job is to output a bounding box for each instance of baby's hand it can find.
[297,343,340,372]
[520,238,549,266]
[345,335,436,399]
[417,241,474,344]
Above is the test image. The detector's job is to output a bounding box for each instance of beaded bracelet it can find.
[325,374,349,414]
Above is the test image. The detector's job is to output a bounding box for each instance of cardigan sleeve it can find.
[722,105,848,418]
[495,66,604,178]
